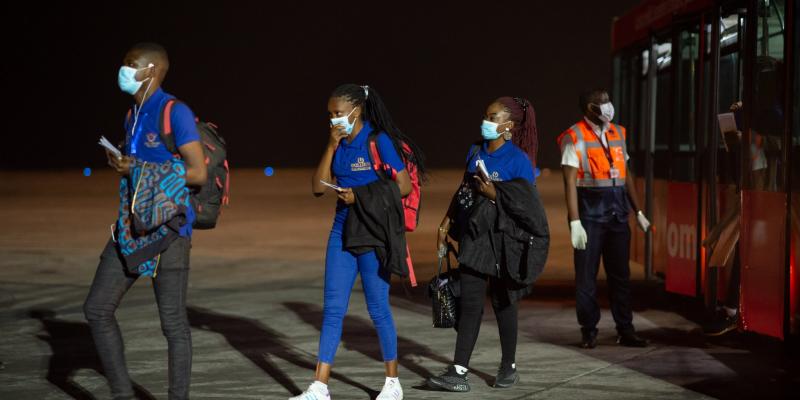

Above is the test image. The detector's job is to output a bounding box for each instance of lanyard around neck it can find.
[589,126,614,164]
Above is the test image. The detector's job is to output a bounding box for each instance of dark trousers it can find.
[83,238,192,400]
[454,266,518,368]
[574,219,635,335]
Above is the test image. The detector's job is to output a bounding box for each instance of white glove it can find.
[636,210,651,232]
[569,220,587,250]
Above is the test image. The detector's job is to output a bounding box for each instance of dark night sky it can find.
[2,1,640,171]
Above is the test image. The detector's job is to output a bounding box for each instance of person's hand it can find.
[473,175,496,201]
[106,150,133,176]
[569,220,588,250]
[328,123,349,149]
[636,210,651,232]
[729,101,743,112]
[336,187,355,205]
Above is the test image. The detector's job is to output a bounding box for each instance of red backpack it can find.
[367,133,421,287]
[367,134,421,232]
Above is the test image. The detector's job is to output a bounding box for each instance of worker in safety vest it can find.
[557,89,650,349]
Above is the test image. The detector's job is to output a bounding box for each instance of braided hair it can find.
[496,96,538,167]
[331,84,428,182]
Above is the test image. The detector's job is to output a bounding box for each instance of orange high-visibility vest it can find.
[557,120,628,187]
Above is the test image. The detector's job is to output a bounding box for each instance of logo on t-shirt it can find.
[144,132,161,148]
[351,157,371,172]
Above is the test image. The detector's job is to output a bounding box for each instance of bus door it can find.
[703,3,748,313]
[738,0,790,339]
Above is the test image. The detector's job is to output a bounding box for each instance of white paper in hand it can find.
[717,112,737,134]
[99,136,122,159]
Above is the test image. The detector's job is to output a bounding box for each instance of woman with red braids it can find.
[427,97,549,392]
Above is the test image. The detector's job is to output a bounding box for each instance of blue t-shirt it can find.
[124,88,201,162]
[465,141,536,183]
[332,121,406,189]
[123,88,201,236]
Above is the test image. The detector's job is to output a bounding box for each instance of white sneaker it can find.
[376,378,403,400]
[289,381,330,400]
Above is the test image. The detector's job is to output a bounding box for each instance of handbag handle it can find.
[436,240,458,278]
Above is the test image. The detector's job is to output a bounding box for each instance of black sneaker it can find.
[426,365,470,392]
[703,315,738,336]
[493,363,519,388]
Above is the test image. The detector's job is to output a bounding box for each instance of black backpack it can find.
[157,98,230,229]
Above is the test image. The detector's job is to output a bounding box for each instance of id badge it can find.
[609,167,620,179]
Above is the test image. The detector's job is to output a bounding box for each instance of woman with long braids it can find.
[427,97,549,392]
[296,84,426,400]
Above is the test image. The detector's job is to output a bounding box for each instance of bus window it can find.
[614,52,644,177]
[748,0,786,192]
[720,13,741,49]
[719,53,740,117]
[636,49,649,177]
[672,27,700,182]
[716,10,746,188]
[655,41,672,179]
[719,13,743,114]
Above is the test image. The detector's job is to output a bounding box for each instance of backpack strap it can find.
[158,99,180,155]
[465,140,482,169]
[406,243,417,287]
[368,133,398,180]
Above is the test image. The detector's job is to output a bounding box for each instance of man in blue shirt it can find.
[83,42,206,400]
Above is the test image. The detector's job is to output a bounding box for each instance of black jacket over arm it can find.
[344,179,409,278]
[455,178,549,301]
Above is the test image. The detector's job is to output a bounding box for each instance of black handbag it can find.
[428,242,460,329]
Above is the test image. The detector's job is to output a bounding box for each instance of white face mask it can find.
[330,107,358,135]
[595,102,615,123]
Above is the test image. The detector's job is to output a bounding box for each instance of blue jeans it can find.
[318,209,397,364]
[83,237,192,400]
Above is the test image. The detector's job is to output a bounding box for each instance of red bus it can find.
[611,0,798,339]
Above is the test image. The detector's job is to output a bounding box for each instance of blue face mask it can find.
[481,120,508,140]
[330,107,358,135]
[118,64,153,95]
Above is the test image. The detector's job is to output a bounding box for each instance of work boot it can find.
[580,328,598,349]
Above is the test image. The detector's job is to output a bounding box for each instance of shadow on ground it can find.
[186,305,377,398]
[28,309,155,400]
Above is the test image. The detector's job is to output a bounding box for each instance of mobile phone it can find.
[320,180,344,192]
[475,159,491,182]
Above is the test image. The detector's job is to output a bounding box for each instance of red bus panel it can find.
[612,0,714,52]
[739,190,787,339]
[666,182,699,296]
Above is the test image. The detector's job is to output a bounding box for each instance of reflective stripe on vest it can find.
[569,123,593,179]
[571,121,627,187]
